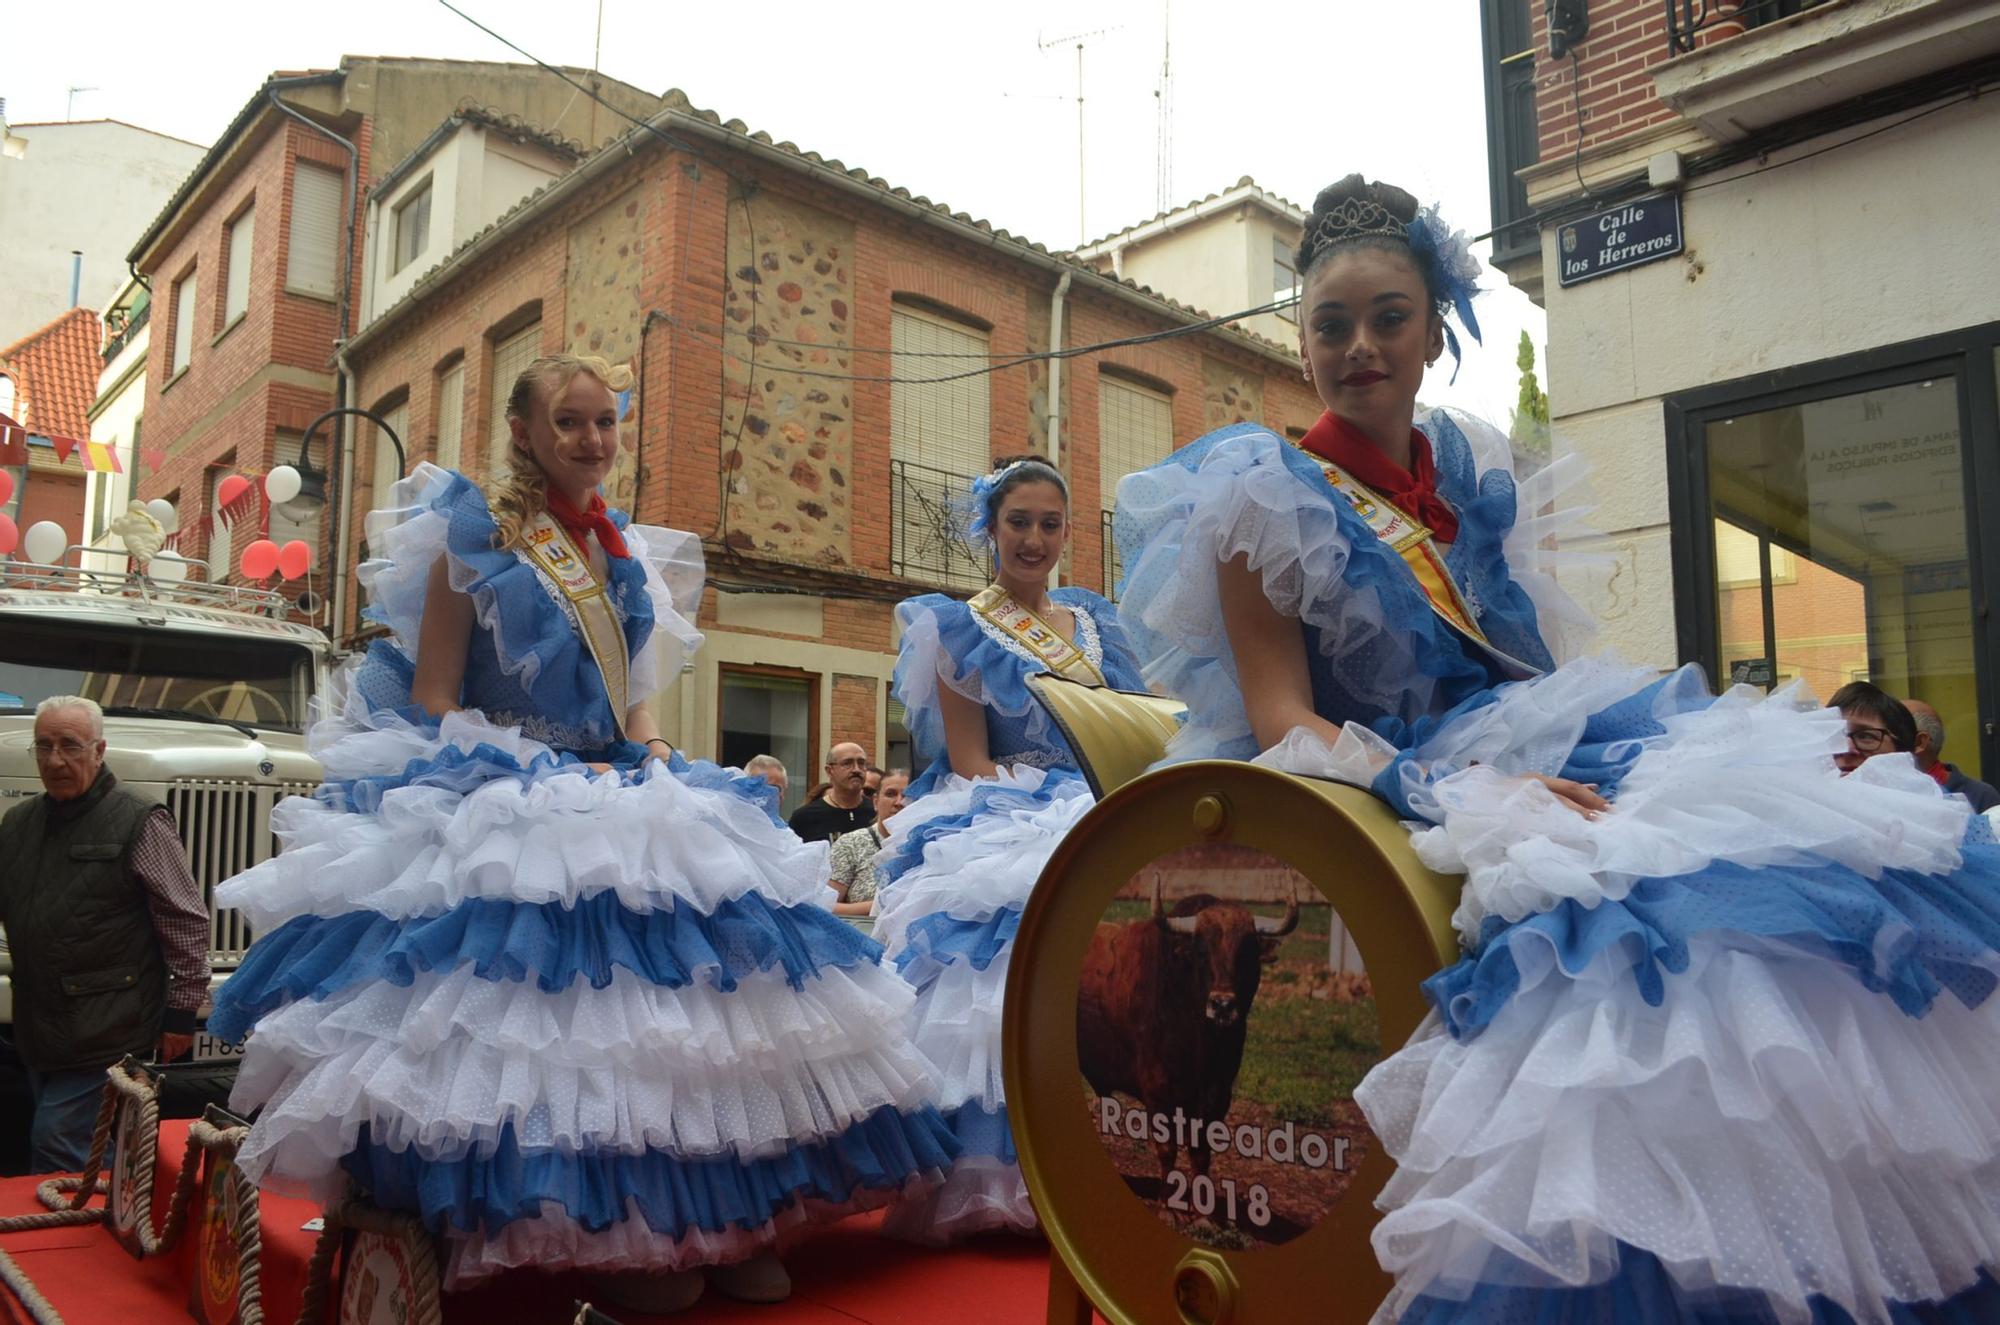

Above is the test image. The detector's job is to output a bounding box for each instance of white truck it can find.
[0,561,330,1064]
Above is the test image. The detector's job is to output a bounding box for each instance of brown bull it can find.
[1077,873,1299,1181]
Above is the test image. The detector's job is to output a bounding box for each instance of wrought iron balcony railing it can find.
[1668,0,1830,56]
[890,458,987,590]
[1101,508,1124,600]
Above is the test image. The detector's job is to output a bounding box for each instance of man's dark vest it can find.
[0,770,168,1072]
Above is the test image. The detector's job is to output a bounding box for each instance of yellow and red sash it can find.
[970,584,1106,686]
[522,509,631,731]
[1299,452,1543,679]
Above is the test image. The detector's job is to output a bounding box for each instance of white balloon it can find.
[264,465,302,505]
[145,498,178,532]
[23,521,67,565]
[148,553,189,584]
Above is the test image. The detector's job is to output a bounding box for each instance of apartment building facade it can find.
[1480,0,2000,780]
[339,91,1321,805]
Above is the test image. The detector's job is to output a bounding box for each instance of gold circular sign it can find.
[1007,761,1463,1324]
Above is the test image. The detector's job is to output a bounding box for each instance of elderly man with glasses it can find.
[0,696,211,1172]
[786,741,877,844]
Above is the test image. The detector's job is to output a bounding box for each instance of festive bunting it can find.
[140,447,166,475]
[51,435,76,464]
[82,439,124,474]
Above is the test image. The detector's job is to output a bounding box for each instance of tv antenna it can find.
[1154,1,1173,213]
[1039,25,1118,245]
[66,86,99,121]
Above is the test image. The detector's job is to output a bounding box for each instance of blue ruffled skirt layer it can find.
[870,763,1095,1242]
[211,703,950,1285]
[1305,663,2000,1324]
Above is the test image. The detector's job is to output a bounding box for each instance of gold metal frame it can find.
[1005,749,1464,1324]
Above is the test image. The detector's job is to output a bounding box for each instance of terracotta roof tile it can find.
[0,307,103,442]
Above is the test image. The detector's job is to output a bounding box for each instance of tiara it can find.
[1306,196,1409,259]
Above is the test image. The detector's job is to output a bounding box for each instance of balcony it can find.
[1655,0,2000,141]
[890,458,987,591]
[1101,509,1124,599]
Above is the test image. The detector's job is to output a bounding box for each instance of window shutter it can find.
[371,399,409,514]
[287,164,342,298]
[224,206,254,324]
[488,325,542,460]
[890,306,990,475]
[1097,375,1174,511]
[434,362,465,470]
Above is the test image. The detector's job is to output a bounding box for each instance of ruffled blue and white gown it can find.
[872,586,1147,1242]
[207,465,953,1287]
[1115,411,2000,1323]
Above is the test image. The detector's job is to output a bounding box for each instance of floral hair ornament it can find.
[1404,203,1484,383]
[963,459,1030,540]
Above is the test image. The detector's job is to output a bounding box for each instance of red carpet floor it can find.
[0,1121,1061,1324]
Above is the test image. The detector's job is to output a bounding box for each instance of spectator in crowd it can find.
[742,754,789,803]
[1906,699,2000,812]
[828,769,910,916]
[864,766,884,800]
[1827,680,1918,776]
[800,782,832,807]
[0,696,211,1172]
[788,742,876,843]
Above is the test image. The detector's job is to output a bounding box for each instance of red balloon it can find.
[277,539,313,580]
[0,513,16,555]
[241,538,280,580]
[0,469,13,504]
[218,474,251,508]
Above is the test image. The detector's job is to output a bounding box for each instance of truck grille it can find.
[165,780,316,967]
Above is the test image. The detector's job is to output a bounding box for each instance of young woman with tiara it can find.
[872,453,1147,1243]
[204,354,952,1312]
[1113,176,2000,1322]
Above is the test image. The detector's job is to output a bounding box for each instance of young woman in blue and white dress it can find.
[873,455,1147,1243]
[1114,176,2000,1323]
[205,354,951,1311]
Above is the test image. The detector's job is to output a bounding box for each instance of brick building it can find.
[125,57,665,610]
[1479,0,2000,780]
[0,306,103,550]
[339,90,1321,806]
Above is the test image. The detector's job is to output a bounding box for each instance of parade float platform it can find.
[0,1120,1058,1324]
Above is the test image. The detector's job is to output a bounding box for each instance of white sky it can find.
[1,0,1546,424]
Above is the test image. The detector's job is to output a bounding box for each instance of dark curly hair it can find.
[1295,174,1447,322]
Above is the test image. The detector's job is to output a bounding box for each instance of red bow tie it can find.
[544,488,630,560]
[1299,411,1460,544]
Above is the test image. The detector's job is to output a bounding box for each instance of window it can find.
[1480,0,1540,269]
[718,666,817,818]
[393,178,432,274]
[370,397,409,514]
[1098,374,1174,596]
[1272,235,1300,322]
[0,374,14,419]
[222,203,254,329]
[205,458,236,583]
[488,324,542,462]
[889,303,992,589]
[434,359,466,470]
[268,429,321,550]
[169,270,197,376]
[286,163,342,298]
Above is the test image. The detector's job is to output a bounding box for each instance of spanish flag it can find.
[81,438,124,474]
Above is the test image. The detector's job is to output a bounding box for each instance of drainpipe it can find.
[68,252,82,308]
[265,78,359,641]
[1045,271,1071,588]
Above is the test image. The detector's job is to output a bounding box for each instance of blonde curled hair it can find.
[489,352,635,551]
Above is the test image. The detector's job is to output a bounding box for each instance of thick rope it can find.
[293,1191,445,1325]
[0,1065,286,1325]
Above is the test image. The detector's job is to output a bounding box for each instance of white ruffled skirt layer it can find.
[213,703,951,1286]
[1258,658,2000,1323]
[872,764,1097,1242]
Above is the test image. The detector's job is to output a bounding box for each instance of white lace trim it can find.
[968,596,1106,675]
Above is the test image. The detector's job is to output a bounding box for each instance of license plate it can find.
[191,1031,246,1063]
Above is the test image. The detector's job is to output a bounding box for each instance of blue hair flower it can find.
[1405,204,1484,383]
[962,460,1028,540]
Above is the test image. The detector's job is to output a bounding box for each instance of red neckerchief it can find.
[1299,411,1460,544]
[1927,762,1951,788]
[544,488,630,560]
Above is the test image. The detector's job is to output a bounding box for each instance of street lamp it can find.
[283,406,407,524]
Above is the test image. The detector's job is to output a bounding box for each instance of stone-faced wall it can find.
[720,188,856,565]
[1201,354,1264,432]
[567,186,648,507]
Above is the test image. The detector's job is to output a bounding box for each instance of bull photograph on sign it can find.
[1078,844,1380,1251]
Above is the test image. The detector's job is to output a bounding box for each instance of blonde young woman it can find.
[207,355,950,1312]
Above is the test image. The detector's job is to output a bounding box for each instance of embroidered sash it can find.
[522,509,631,732]
[1300,452,1543,680]
[969,585,1106,686]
